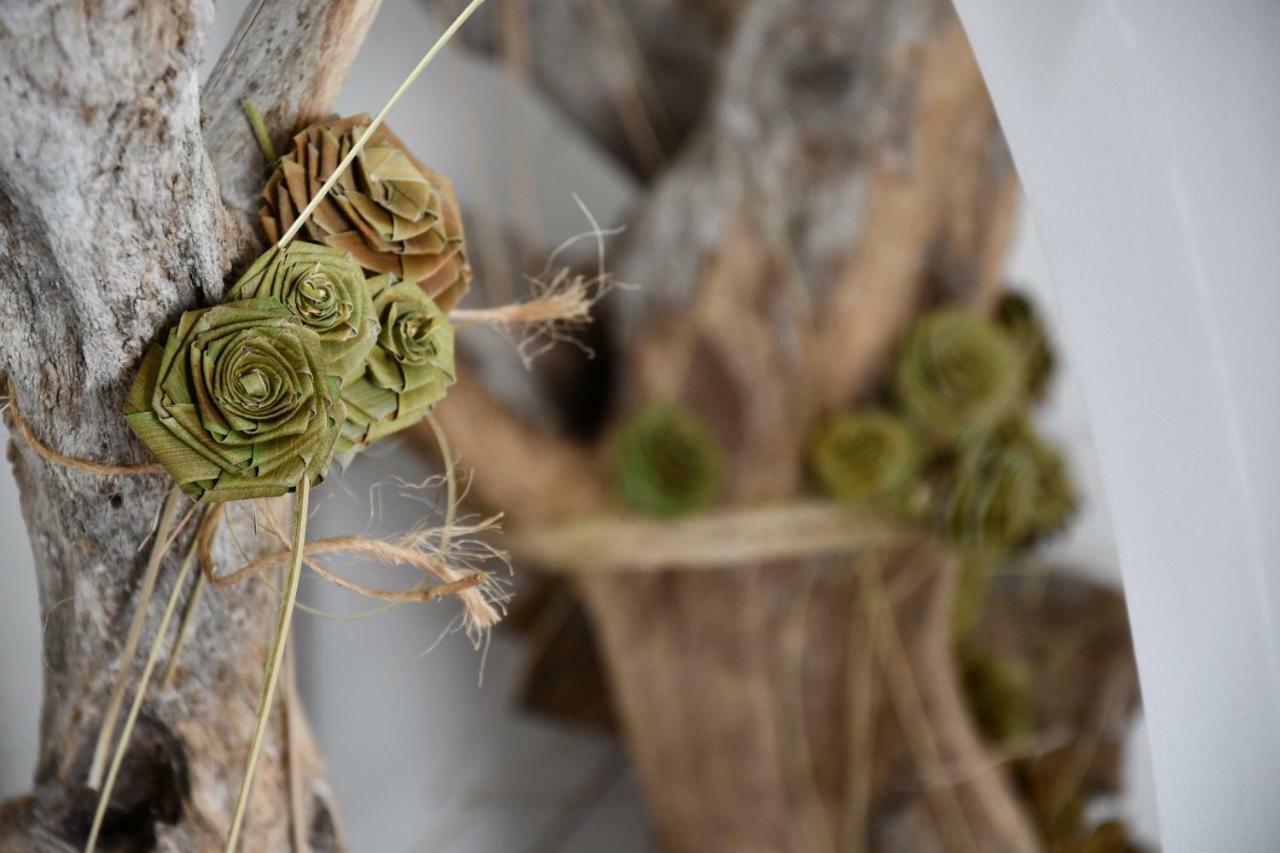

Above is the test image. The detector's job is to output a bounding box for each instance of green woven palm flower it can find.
[941,418,1076,551]
[337,275,455,457]
[943,448,1038,551]
[615,404,723,517]
[810,410,919,506]
[124,298,344,502]
[894,308,1024,444]
[1008,419,1077,544]
[227,242,377,384]
[995,290,1055,402]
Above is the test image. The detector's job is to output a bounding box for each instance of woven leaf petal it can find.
[124,298,344,502]
[260,114,472,310]
[227,242,377,385]
[335,276,455,460]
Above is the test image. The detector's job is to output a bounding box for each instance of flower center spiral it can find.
[289,268,347,333]
[392,310,436,364]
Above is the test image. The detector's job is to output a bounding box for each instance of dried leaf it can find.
[261,114,472,310]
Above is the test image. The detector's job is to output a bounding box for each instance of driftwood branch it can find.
[439,0,746,179]
[203,0,384,255]
[0,1,380,849]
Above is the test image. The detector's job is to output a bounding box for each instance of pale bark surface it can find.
[428,0,1045,850]
[0,1,379,849]
[447,0,747,180]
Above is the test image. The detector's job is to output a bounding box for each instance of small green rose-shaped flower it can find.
[810,410,919,506]
[227,242,377,384]
[338,276,456,457]
[894,308,1024,444]
[941,418,1076,551]
[995,290,1055,403]
[124,298,344,502]
[615,404,724,518]
[942,443,1038,551]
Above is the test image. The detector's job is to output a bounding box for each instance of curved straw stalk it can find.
[86,487,192,788]
[85,512,206,852]
[225,477,310,853]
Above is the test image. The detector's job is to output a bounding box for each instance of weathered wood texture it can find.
[427,0,1039,849]
[445,0,749,180]
[0,1,378,849]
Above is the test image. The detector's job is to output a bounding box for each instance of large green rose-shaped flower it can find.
[260,114,472,311]
[227,242,376,384]
[124,298,344,502]
[338,276,455,457]
[894,308,1024,444]
[809,410,919,506]
[615,404,724,518]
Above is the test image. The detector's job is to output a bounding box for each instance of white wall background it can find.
[0,2,1158,850]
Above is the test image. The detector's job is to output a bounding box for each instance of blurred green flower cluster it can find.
[126,241,456,502]
[809,290,1075,557]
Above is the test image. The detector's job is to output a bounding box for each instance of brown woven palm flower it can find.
[260,114,472,311]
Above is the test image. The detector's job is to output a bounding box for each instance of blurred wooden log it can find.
[421,0,1043,848]
[0,1,379,849]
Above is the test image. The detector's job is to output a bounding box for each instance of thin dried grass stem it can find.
[779,570,839,853]
[284,637,305,853]
[225,477,310,853]
[160,572,205,691]
[276,0,490,247]
[162,505,224,690]
[862,566,980,853]
[844,560,877,853]
[85,513,203,853]
[87,486,185,789]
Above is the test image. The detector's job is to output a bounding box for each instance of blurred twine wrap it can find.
[260,114,472,310]
[517,297,1074,577]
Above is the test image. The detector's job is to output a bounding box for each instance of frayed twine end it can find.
[448,194,631,368]
[208,501,509,646]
